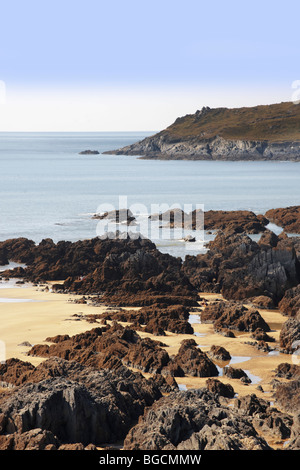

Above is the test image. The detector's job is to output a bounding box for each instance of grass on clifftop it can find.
[161,101,300,142]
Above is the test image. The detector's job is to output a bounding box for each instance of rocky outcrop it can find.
[205,378,235,398]
[278,284,300,317]
[0,357,163,446]
[100,304,194,335]
[275,363,300,380]
[0,358,35,386]
[169,339,219,378]
[104,102,300,161]
[104,134,300,161]
[0,235,198,307]
[265,206,300,234]
[26,323,220,379]
[208,345,231,361]
[0,428,60,451]
[201,300,271,333]
[279,317,300,353]
[149,208,268,234]
[272,380,300,415]
[235,394,293,440]
[27,323,171,375]
[123,389,273,450]
[79,150,99,155]
[183,230,300,304]
[92,208,136,225]
[224,366,251,383]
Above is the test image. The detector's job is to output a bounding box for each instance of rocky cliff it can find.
[104,102,300,161]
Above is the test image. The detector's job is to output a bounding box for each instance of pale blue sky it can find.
[0,0,299,130]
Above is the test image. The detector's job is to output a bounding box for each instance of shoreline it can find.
[0,284,293,401]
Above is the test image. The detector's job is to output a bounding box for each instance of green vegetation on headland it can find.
[104,101,300,160]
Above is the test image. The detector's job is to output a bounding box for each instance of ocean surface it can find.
[0,132,299,258]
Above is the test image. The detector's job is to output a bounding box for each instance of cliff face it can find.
[104,102,300,161]
[105,134,300,161]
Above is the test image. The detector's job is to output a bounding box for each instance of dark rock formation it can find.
[201,300,270,333]
[0,428,59,450]
[247,295,275,309]
[0,236,199,307]
[272,380,300,415]
[275,363,300,380]
[205,378,235,398]
[92,208,136,225]
[224,366,251,383]
[183,230,300,304]
[235,394,293,440]
[208,345,231,361]
[202,210,268,234]
[123,389,273,450]
[250,328,275,343]
[101,304,194,335]
[0,246,8,266]
[278,284,300,317]
[79,150,99,155]
[169,339,219,378]
[0,358,35,386]
[265,206,300,234]
[0,357,163,446]
[279,317,300,353]
[150,209,268,234]
[26,323,221,380]
[27,323,171,375]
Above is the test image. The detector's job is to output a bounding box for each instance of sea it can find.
[0,132,299,258]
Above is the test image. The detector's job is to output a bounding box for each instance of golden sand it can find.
[0,284,293,400]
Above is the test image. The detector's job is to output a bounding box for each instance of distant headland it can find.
[104,101,300,161]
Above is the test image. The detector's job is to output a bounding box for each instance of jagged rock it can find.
[27,323,216,379]
[224,366,251,383]
[278,285,300,317]
[0,358,35,387]
[183,230,300,303]
[286,414,300,449]
[201,300,270,332]
[167,339,219,378]
[205,378,235,398]
[101,304,193,335]
[92,208,136,225]
[275,363,300,380]
[123,389,272,450]
[248,295,275,309]
[250,328,275,342]
[0,236,198,308]
[279,317,300,353]
[273,380,300,415]
[0,357,163,446]
[208,345,231,361]
[0,428,59,450]
[235,394,293,440]
[265,206,300,234]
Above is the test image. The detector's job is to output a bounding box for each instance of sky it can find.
[0,0,299,131]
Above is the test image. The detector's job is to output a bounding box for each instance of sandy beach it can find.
[0,282,108,367]
[0,282,293,402]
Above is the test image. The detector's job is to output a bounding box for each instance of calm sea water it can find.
[0,132,299,257]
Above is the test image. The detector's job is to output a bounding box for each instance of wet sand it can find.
[0,284,293,401]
